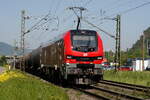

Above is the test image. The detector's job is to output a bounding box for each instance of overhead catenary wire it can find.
[82,18,116,39]
[72,0,76,7]
[87,0,148,25]
[100,0,122,11]
[82,0,150,34]
[119,1,150,15]
[62,13,75,22]
[53,0,63,16]
[83,0,93,7]
[104,0,139,12]
[23,0,64,50]
[24,11,51,35]
[24,0,149,49]
[67,5,116,39]
[105,1,150,18]
[24,0,62,35]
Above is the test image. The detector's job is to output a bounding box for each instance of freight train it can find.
[17,29,104,85]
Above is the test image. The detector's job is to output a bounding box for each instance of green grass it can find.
[104,70,150,86]
[0,70,69,100]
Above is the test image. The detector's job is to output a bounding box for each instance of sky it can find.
[0,0,150,52]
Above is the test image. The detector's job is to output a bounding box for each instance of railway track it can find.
[73,85,144,100]
[72,86,110,100]
[99,80,150,92]
[89,85,143,100]
[71,80,150,100]
[93,80,150,99]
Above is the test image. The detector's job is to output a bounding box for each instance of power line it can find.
[104,0,137,12]
[119,1,150,15]
[82,18,115,39]
[101,0,122,10]
[53,0,63,16]
[25,0,62,47]
[62,13,74,23]
[24,11,51,35]
[83,0,93,7]
[84,0,150,29]
[48,0,54,13]
[89,0,148,24]
[72,0,76,7]
[106,1,150,17]
[26,16,59,48]
[24,0,62,35]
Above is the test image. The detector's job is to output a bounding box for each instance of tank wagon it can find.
[23,30,104,84]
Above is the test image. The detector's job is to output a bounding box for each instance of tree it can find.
[0,56,7,66]
[105,51,115,62]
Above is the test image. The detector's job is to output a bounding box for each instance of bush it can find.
[0,70,69,100]
[0,56,7,66]
[104,70,150,86]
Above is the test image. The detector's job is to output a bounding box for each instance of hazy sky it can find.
[0,0,150,51]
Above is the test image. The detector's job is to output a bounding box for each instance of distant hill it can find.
[128,27,150,58]
[0,42,32,56]
[0,42,14,56]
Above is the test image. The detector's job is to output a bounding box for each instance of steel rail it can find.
[72,86,110,100]
[89,85,144,100]
[100,80,150,92]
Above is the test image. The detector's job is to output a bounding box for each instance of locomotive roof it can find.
[40,31,67,48]
[71,29,96,33]
[39,29,97,48]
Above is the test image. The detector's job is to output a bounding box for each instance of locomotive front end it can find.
[64,30,104,84]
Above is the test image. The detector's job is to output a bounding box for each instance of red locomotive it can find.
[22,29,104,84]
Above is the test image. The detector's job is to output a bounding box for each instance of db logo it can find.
[83,53,88,56]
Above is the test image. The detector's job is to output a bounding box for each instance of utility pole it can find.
[114,18,118,70]
[142,34,145,71]
[103,15,121,70]
[114,15,121,70]
[20,10,54,71]
[20,10,26,71]
[147,40,150,56]
[118,15,121,69]
[13,40,18,70]
[19,10,55,71]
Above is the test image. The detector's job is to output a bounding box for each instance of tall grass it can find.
[0,70,69,100]
[104,70,150,86]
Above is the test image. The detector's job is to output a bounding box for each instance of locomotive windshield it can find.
[71,30,98,52]
[73,35,96,47]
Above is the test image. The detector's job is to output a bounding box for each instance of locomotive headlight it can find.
[66,55,72,59]
[97,56,103,60]
[66,63,70,65]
